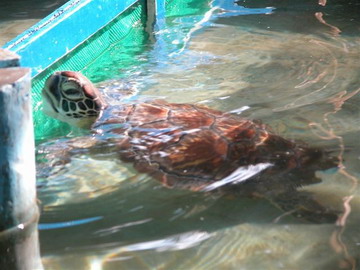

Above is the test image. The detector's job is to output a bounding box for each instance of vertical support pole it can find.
[146,0,166,34]
[0,49,42,269]
[146,0,168,61]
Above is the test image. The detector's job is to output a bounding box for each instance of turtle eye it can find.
[64,88,81,96]
[62,81,83,100]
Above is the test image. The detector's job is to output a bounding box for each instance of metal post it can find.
[0,49,42,269]
[146,0,166,33]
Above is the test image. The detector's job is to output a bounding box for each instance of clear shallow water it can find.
[36,0,360,269]
[0,0,68,46]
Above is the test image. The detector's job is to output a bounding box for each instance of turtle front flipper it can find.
[36,136,115,178]
[270,191,339,224]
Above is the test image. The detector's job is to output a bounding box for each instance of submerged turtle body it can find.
[95,100,327,192]
[42,71,338,222]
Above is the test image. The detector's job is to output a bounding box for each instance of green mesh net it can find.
[32,0,212,142]
[32,2,147,142]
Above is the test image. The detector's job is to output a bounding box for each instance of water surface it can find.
[36,0,360,269]
[0,0,68,46]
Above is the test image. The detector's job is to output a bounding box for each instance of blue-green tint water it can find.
[0,0,68,46]
[36,0,360,269]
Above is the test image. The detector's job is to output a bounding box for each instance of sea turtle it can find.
[41,71,339,223]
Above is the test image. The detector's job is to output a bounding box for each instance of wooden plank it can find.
[0,66,38,231]
[0,64,41,268]
[0,49,20,68]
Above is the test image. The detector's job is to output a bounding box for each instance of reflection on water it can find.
[36,0,360,269]
[0,0,68,46]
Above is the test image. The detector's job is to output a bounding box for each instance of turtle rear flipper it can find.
[271,191,339,224]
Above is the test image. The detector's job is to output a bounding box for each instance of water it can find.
[0,0,68,46]
[35,0,360,269]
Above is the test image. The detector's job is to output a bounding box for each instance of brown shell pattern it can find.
[96,100,329,190]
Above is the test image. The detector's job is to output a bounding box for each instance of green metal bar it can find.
[3,0,139,78]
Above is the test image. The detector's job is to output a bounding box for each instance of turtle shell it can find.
[94,100,335,191]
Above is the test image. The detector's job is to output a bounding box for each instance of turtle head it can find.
[42,71,107,129]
